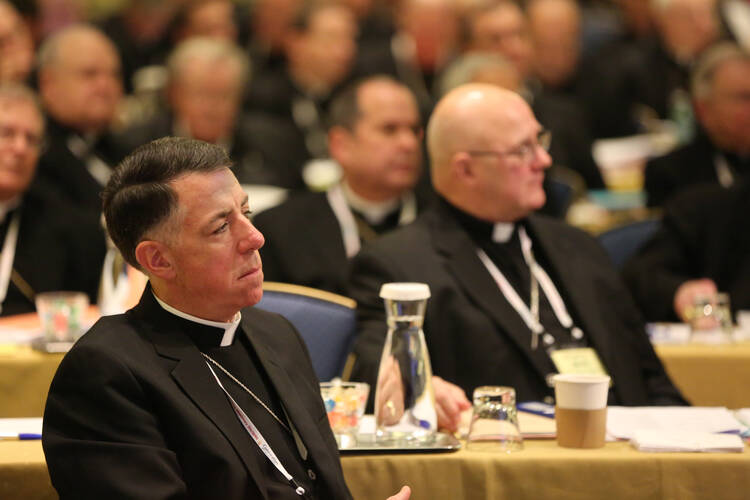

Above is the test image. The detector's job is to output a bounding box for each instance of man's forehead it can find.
[0,99,42,127]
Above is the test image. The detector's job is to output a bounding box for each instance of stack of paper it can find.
[606,407,745,453]
[632,429,744,453]
[607,406,741,440]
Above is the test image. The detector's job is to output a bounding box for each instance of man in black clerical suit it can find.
[253,76,430,295]
[624,180,750,323]
[34,24,126,216]
[644,42,750,207]
[0,83,105,316]
[243,1,359,187]
[348,84,686,408]
[43,137,410,500]
[118,37,301,188]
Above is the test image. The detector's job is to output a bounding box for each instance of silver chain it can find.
[201,352,291,434]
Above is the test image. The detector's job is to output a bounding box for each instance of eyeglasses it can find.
[466,129,552,164]
[0,125,44,150]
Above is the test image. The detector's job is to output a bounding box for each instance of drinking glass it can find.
[690,292,733,343]
[466,386,523,453]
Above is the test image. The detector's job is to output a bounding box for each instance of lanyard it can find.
[714,153,735,188]
[205,362,306,496]
[0,211,21,312]
[477,226,577,350]
[99,248,128,316]
[326,183,417,258]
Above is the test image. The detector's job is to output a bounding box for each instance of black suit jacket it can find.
[2,188,105,316]
[644,130,730,207]
[33,118,125,215]
[43,290,352,500]
[347,201,686,406]
[253,192,349,294]
[623,181,750,321]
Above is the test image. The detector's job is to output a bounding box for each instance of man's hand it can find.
[433,375,471,433]
[387,485,411,500]
[375,356,405,426]
[674,278,718,322]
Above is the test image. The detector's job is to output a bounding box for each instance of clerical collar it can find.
[341,181,401,225]
[0,196,21,225]
[152,291,241,347]
[441,197,517,243]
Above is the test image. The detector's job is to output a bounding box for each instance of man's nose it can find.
[533,145,552,170]
[237,216,265,253]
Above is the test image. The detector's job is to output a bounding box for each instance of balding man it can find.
[35,24,126,215]
[0,83,105,315]
[348,84,686,407]
[644,42,750,207]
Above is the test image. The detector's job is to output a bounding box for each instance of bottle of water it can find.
[374,283,437,444]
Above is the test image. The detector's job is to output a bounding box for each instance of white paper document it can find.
[606,406,741,441]
[0,417,43,438]
[632,429,744,453]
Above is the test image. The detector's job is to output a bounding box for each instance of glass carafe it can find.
[374,283,437,444]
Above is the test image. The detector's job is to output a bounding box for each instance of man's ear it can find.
[450,152,477,182]
[328,126,353,165]
[134,240,175,280]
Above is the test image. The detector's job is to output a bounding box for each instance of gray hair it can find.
[37,24,115,71]
[438,52,517,96]
[0,83,43,118]
[166,37,250,87]
[691,42,750,99]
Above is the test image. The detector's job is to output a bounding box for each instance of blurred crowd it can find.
[0,0,749,321]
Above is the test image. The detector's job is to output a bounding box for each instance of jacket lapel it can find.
[134,293,270,499]
[243,319,342,484]
[525,217,616,372]
[429,207,554,380]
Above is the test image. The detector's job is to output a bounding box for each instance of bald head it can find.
[428,84,528,173]
[427,84,551,221]
[38,24,123,133]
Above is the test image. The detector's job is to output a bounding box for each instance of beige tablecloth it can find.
[4,439,750,500]
[655,341,750,408]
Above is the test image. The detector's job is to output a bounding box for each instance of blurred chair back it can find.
[598,218,660,269]
[255,282,356,382]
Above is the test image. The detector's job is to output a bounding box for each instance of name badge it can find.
[550,347,609,377]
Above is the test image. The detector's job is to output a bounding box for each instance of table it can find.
[0,310,97,418]
[3,439,749,500]
[2,310,750,416]
[655,341,750,408]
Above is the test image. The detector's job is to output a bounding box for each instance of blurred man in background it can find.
[644,42,750,206]
[254,76,428,294]
[35,24,126,216]
[0,83,105,315]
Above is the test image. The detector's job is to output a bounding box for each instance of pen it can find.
[18,433,42,440]
[0,433,42,440]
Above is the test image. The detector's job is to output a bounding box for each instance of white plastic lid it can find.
[379,282,431,300]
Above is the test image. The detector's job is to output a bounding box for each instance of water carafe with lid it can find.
[374,283,437,443]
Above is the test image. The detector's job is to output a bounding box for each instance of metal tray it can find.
[338,432,462,454]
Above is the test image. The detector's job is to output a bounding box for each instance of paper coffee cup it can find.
[553,374,610,449]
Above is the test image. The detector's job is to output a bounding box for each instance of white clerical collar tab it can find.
[492,222,515,243]
[153,292,241,346]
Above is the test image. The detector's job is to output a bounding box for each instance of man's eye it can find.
[213,222,228,234]
[244,210,252,220]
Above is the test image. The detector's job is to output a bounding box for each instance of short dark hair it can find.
[327,75,407,130]
[102,137,232,269]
